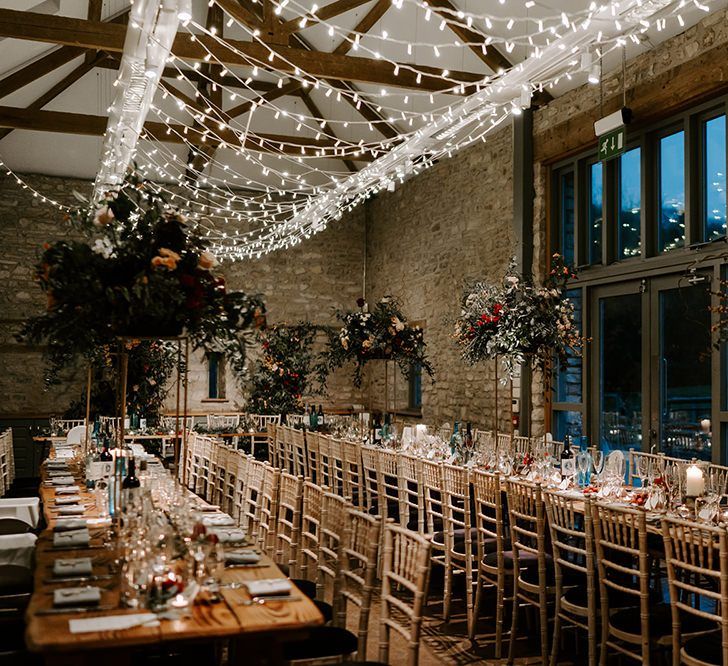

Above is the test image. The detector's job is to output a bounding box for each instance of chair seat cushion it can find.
[432,528,479,555]
[282,626,358,660]
[683,630,723,665]
[483,549,549,570]
[610,604,714,639]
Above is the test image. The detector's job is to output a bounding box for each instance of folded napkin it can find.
[209,528,246,544]
[51,477,76,486]
[53,586,101,607]
[201,514,235,527]
[53,528,90,549]
[48,470,72,478]
[225,550,261,565]
[69,612,159,634]
[53,557,93,577]
[194,504,220,512]
[55,496,81,505]
[245,578,292,597]
[55,485,80,495]
[58,505,85,516]
[54,518,87,532]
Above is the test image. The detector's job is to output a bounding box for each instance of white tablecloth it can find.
[0,497,40,528]
[0,532,36,568]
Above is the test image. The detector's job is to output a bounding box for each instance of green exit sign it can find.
[598,126,626,162]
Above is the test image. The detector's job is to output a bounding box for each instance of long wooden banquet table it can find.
[26,458,323,665]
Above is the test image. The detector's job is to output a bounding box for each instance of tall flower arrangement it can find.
[324,297,434,387]
[247,324,321,416]
[454,254,583,377]
[19,171,266,385]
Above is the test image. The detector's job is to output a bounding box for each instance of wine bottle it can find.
[464,422,474,463]
[99,441,113,461]
[317,405,325,428]
[122,457,141,490]
[449,422,461,455]
[560,435,575,479]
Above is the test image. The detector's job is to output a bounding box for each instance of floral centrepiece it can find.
[324,297,434,387]
[247,323,321,417]
[20,171,266,384]
[454,254,584,377]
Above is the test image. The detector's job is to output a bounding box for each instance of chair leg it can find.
[549,611,561,666]
[470,573,482,641]
[495,574,505,660]
[443,560,453,622]
[507,585,519,665]
[539,596,549,666]
[465,564,475,639]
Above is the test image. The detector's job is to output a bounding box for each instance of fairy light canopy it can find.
[0,0,724,259]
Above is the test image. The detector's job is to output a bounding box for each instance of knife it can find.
[42,575,114,584]
[35,604,116,616]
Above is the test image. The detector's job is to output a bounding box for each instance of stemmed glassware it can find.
[576,450,591,488]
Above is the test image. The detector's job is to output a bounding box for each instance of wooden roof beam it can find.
[282,0,373,34]
[0,9,484,92]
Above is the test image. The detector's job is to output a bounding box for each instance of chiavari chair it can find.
[53,418,86,435]
[187,432,200,492]
[342,440,364,509]
[209,442,227,505]
[440,463,476,631]
[197,436,214,499]
[662,516,728,666]
[291,428,308,478]
[592,502,669,665]
[316,491,350,605]
[505,478,553,665]
[231,454,249,525]
[273,472,303,578]
[398,453,425,533]
[275,425,289,472]
[281,508,381,664]
[471,468,511,652]
[305,431,321,485]
[379,523,433,666]
[239,458,265,543]
[298,480,326,583]
[496,432,512,457]
[627,449,666,487]
[512,435,531,462]
[223,449,242,516]
[256,463,280,552]
[327,437,345,498]
[544,490,597,666]
[207,413,239,430]
[265,423,277,466]
[375,449,402,524]
[420,459,447,617]
[360,446,380,514]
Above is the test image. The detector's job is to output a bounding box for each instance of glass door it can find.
[649,275,712,460]
[590,273,714,460]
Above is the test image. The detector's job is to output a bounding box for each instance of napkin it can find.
[53,586,101,607]
[48,470,72,478]
[69,613,159,634]
[55,496,81,505]
[53,528,90,549]
[209,528,246,544]
[53,557,93,577]
[245,579,292,597]
[225,550,261,565]
[58,505,85,516]
[55,486,81,495]
[54,519,87,532]
[201,514,235,527]
[194,504,220,512]
[51,477,76,486]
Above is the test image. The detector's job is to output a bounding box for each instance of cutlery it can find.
[51,545,104,551]
[42,575,114,584]
[239,595,302,606]
[35,604,116,616]
[224,563,267,570]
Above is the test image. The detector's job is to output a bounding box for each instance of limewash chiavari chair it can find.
[512,435,531,461]
[360,446,380,514]
[496,432,512,457]
[592,502,669,665]
[196,436,213,498]
[53,418,86,435]
[318,433,333,488]
[186,432,199,492]
[273,472,303,578]
[707,461,728,497]
[544,490,597,666]
[274,425,288,472]
[239,458,265,543]
[471,468,511,652]
[291,428,308,478]
[231,454,249,525]
[286,414,306,427]
[420,459,447,618]
[506,478,553,666]
[375,449,402,524]
[206,413,239,430]
[256,463,280,552]
[662,516,728,666]
[298,480,326,583]
[379,523,433,666]
[327,437,346,498]
[335,509,382,657]
[210,443,227,505]
[305,431,321,485]
[316,491,350,606]
[282,425,296,474]
[251,413,281,430]
[440,463,476,632]
[398,453,425,533]
[265,423,278,467]
[222,449,242,515]
[342,439,364,509]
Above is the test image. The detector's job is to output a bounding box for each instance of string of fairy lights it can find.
[1,0,719,260]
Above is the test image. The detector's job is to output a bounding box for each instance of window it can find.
[408,364,422,410]
[207,352,225,399]
[553,288,584,440]
[618,147,642,259]
[658,130,685,253]
[558,171,575,265]
[703,114,726,240]
[587,161,603,264]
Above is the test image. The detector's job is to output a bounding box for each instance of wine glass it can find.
[576,451,590,488]
[636,456,651,489]
[592,450,604,483]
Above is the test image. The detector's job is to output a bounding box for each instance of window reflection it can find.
[588,162,603,264]
[658,131,685,253]
[560,172,575,265]
[555,289,582,403]
[704,115,727,241]
[619,148,642,259]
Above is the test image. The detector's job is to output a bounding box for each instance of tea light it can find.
[686,463,705,497]
[171,593,188,608]
[415,424,427,442]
